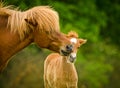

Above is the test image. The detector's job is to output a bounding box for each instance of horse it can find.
[0,2,73,72]
[44,31,87,88]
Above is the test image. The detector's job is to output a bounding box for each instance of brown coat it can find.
[44,53,78,88]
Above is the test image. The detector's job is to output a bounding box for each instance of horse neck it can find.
[0,28,33,71]
[59,56,78,82]
[9,34,33,57]
[60,56,75,72]
[3,35,33,59]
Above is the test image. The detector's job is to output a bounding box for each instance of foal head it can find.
[66,31,87,63]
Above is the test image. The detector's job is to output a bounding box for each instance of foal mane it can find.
[67,31,78,38]
[0,2,60,39]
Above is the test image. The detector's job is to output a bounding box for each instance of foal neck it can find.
[61,56,74,68]
[60,56,77,80]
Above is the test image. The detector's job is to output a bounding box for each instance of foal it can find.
[44,31,87,88]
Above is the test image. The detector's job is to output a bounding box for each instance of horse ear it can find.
[79,39,87,45]
[24,18,38,27]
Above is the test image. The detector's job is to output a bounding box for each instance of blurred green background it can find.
[0,0,120,88]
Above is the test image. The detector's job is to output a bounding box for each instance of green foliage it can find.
[0,0,120,88]
[53,1,107,43]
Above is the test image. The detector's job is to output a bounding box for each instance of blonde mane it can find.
[0,3,60,39]
[67,31,78,38]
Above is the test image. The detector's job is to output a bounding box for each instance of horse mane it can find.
[67,31,78,38]
[0,2,60,39]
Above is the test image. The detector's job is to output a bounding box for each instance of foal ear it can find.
[79,39,87,45]
[24,18,38,27]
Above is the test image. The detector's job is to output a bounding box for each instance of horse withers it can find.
[0,3,73,72]
[44,31,87,88]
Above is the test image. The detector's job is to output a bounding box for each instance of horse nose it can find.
[66,44,73,52]
[69,54,76,63]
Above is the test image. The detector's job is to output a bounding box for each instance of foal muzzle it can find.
[68,53,76,63]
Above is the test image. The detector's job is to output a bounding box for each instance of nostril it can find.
[70,55,76,60]
[66,44,73,52]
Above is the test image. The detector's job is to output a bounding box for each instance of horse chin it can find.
[67,55,76,63]
[67,58,75,64]
[69,58,76,63]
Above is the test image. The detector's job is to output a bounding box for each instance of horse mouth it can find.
[60,50,70,56]
[66,57,76,63]
[69,58,76,63]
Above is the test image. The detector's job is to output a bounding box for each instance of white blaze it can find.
[70,38,77,44]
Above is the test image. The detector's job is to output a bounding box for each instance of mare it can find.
[0,3,73,72]
[44,31,87,88]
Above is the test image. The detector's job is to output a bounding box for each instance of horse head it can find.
[23,6,74,56]
[66,31,87,63]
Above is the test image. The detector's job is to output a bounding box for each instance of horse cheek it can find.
[49,42,60,52]
[33,32,49,48]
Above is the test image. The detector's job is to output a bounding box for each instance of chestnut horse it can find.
[44,31,87,88]
[0,3,73,72]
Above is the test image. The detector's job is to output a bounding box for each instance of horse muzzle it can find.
[60,44,73,56]
[68,53,76,63]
